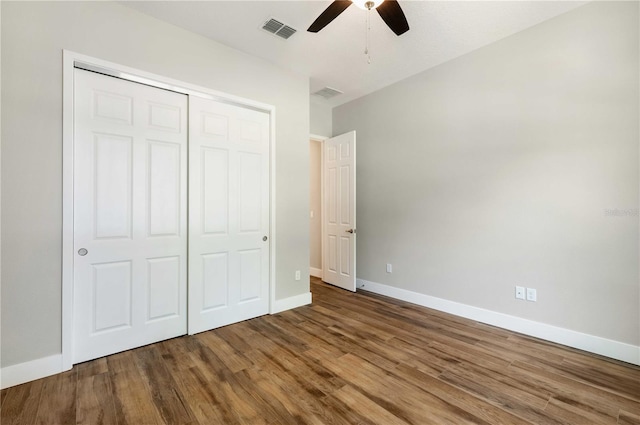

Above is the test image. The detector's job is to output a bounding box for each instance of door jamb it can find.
[310,134,327,280]
[62,50,277,371]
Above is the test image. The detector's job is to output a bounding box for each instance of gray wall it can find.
[334,1,639,345]
[1,1,310,367]
[310,101,332,137]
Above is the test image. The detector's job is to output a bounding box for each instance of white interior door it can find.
[188,96,270,334]
[73,69,188,363]
[323,131,356,291]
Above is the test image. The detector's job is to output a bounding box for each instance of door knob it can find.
[346,229,356,234]
[263,236,268,241]
[78,248,88,256]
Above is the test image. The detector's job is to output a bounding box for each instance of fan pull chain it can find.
[365,8,371,64]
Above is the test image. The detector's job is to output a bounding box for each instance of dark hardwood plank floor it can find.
[2,277,639,424]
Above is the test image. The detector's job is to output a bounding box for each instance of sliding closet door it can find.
[188,96,270,334]
[73,69,188,363]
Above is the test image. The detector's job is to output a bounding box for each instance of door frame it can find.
[309,134,327,279]
[61,50,277,371]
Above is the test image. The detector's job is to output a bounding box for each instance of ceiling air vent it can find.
[312,87,344,99]
[262,18,297,40]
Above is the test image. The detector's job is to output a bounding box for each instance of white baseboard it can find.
[1,354,63,389]
[271,292,312,314]
[5,282,635,390]
[1,292,311,389]
[357,278,640,366]
[310,267,322,278]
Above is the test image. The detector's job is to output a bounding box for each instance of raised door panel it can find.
[238,152,261,233]
[148,141,181,237]
[92,261,132,333]
[327,168,338,225]
[94,134,133,240]
[326,145,337,162]
[202,252,229,311]
[202,113,229,140]
[328,236,338,273]
[340,237,351,277]
[239,249,261,302]
[93,91,133,125]
[339,165,351,226]
[340,140,351,160]
[148,102,181,133]
[239,120,261,143]
[202,148,229,235]
[147,256,181,321]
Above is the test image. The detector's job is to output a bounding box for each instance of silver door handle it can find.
[346,229,356,234]
[78,248,88,256]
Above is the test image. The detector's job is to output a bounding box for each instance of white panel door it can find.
[189,96,270,334]
[323,131,356,291]
[73,69,187,363]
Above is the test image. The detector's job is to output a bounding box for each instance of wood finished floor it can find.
[2,277,640,425]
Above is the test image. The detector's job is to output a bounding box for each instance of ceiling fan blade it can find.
[376,0,409,36]
[307,1,352,33]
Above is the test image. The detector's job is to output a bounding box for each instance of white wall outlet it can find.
[526,287,537,302]
[295,270,301,281]
[386,263,392,273]
[515,286,525,300]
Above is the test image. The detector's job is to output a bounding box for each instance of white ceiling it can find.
[122,1,587,107]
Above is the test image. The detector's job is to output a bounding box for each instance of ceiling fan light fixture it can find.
[307,0,408,36]
[351,0,384,10]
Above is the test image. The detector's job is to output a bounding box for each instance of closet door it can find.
[73,69,187,363]
[188,96,270,334]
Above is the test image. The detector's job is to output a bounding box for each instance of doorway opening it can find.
[309,137,323,279]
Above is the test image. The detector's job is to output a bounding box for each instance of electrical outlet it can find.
[295,270,301,281]
[310,210,314,219]
[526,287,537,302]
[386,263,392,273]
[515,286,525,300]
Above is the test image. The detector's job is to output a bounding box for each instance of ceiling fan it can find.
[308,0,410,36]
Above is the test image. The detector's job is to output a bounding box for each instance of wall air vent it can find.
[312,87,344,99]
[262,18,297,40]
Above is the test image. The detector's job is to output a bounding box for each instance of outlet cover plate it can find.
[515,286,525,300]
[526,287,537,302]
